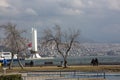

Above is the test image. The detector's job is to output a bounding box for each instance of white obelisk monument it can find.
[32,28,37,52]
[30,27,41,58]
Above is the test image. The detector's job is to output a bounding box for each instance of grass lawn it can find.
[0,65,120,73]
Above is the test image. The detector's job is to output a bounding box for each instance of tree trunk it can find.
[17,56,24,69]
[9,54,14,69]
[63,58,67,68]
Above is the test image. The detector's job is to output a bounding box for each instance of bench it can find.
[44,62,53,66]
[25,61,34,67]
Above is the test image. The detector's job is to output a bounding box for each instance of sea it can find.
[13,55,120,66]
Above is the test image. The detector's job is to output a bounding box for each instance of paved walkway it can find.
[0,69,106,80]
[21,72,106,80]
[22,76,105,80]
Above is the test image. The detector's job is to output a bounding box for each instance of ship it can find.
[0,52,17,62]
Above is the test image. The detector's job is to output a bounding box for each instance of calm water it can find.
[13,55,120,66]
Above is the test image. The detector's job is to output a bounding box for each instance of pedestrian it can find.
[3,58,8,67]
[60,61,63,67]
[95,58,99,66]
[91,58,95,66]
[30,60,34,67]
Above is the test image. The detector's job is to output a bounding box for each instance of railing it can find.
[21,70,106,80]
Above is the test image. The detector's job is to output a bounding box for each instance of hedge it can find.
[0,74,22,80]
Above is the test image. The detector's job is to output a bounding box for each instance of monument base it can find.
[29,53,41,59]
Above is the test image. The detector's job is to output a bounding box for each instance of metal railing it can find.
[21,70,106,80]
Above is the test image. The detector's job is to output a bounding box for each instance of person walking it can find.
[3,58,8,67]
[91,58,95,66]
[30,60,34,67]
[95,58,99,66]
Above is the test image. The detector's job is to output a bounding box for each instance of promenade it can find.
[22,74,105,80]
[21,70,106,80]
[22,76,105,80]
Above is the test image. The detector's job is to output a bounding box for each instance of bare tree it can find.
[42,25,80,68]
[0,23,27,69]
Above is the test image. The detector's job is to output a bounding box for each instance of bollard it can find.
[74,70,76,76]
[0,62,2,67]
[103,72,106,79]
[3,67,7,75]
[60,70,61,77]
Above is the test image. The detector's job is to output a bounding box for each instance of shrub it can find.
[0,74,22,80]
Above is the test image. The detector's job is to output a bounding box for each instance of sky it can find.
[0,0,120,43]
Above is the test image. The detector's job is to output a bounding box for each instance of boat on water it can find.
[0,52,17,62]
[25,56,55,60]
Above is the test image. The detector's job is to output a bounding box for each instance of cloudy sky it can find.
[0,0,120,43]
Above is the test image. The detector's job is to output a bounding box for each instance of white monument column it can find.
[30,27,41,59]
[32,28,37,52]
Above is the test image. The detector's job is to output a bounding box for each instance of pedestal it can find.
[3,67,7,75]
[30,53,41,59]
